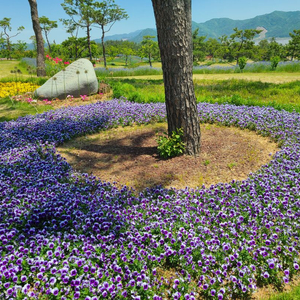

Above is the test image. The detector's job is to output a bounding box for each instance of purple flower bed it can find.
[1,99,300,299]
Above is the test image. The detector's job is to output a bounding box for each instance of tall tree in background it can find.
[287,29,300,61]
[91,0,128,67]
[28,0,46,76]
[229,27,262,64]
[39,16,58,53]
[192,28,206,62]
[61,0,94,61]
[0,18,24,59]
[139,35,159,67]
[151,0,201,156]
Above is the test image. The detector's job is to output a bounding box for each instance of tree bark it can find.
[28,0,46,77]
[45,32,52,53]
[101,25,107,68]
[86,23,93,61]
[151,0,201,156]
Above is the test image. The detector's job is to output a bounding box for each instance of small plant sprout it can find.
[157,128,185,159]
[204,160,210,166]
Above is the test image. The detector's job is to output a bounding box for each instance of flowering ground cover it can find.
[1,99,300,299]
[0,82,40,98]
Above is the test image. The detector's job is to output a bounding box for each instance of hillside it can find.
[193,10,300,39]
[102,10,300,43]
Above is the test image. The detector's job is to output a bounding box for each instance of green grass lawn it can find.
[0,97,53,122]
[0,59,32,77]
[115,72,300,84]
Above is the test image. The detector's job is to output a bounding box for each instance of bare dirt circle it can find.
[57,122,279,193]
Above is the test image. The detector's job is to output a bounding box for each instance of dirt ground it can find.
[57,122,279,193]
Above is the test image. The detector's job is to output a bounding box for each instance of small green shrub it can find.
[271,56,281,70]
[238,56,247,72]
[157,128,185,159]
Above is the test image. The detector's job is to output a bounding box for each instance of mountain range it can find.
[100,10,300,44]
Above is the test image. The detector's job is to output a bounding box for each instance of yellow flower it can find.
[0,82,40,98]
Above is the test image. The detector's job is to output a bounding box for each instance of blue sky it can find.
[1,0,300,44]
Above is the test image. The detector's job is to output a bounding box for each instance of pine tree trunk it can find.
[152,0,201,156]
[28,0,46,77]
[101,26,107,68]
[86,24,93,61]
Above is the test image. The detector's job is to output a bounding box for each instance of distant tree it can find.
[29,35,37,51]
[205,38,221,60]
[61,0,95,61]
[286,29,300,60]
[139,35,159,67]
[0,36,6,58]
[152,0,201,156]
[61,37,98,60]
[14,40,28,58]
[106,44,119,62]
[268,38,285,60]
[215,34,231,61]
[101,40,137,65]
[39,16,58,53]
[60,18,80,38]
[256,39,269,60]
[28,0,46,76]
[91,0,128,67]
[229,27,262,64]
[192,28,206,63]
[0,17,24,59]
[120,41,136,65]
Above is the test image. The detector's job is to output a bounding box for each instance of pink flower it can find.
[26,98,33,103]
[42,99,52,104]
[64,61,70,65]
[80,95,88,101]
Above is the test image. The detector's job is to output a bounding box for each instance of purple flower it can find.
[102,291,107,298]
[74,291,81,299]
[143,282,149,290]
[284,269,290,276]
[269,262,275,269]
[83,265,89,272]
[129,279,135,287]
[52,287,59,296]
[4,282,10,289]
[49,277,57,285]
[70,269,77,276]
[7,288,13,295]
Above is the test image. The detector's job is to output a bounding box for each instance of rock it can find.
[34,58,98,100]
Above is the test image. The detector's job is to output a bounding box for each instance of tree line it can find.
[1,1,300,68]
